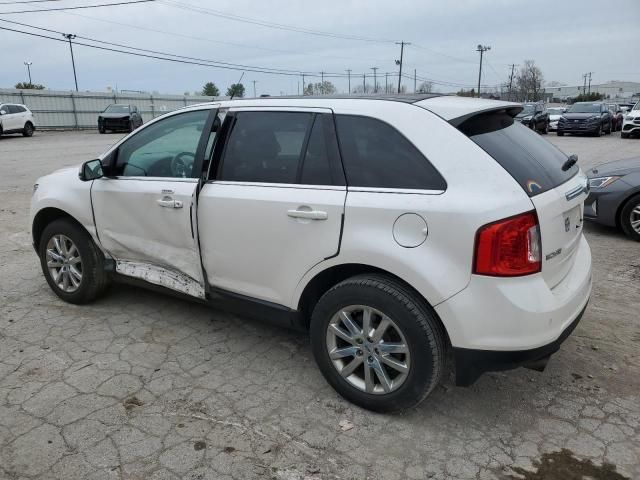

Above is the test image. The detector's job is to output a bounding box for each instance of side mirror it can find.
[79,159,104,181]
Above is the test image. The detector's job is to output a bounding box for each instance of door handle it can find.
[287,209,328,220]
[157,198,183,209]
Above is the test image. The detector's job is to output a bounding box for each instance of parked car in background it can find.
[608,104,624,131]
[585,156,640,241]
[0,103,35,138]
[547,107,565,132]
[558,102,612,136]
[515,102,549,133]
[30,96,592,411]
[98,104,143,133]
[621,101,640,139]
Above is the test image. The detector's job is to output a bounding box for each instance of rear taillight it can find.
[473,211,541,277]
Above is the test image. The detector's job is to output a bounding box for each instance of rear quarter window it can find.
[335,115,446,190]
[458,112,577,196]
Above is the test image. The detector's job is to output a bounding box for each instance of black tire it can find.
[22,122,34,137]
[605,121,612,135]
[310,274,446,412]
[619,194,640,242]
[98,124,106,134]
[542,121,549,134]
[592,124,602,137]
[621,132,629,139]
[38,219,110,304]
[557,131,565,136]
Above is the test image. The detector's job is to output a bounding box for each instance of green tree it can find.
[201,82,219,96]
[15,82,45,90]
[226,83,245,98]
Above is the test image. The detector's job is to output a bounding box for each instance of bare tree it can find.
[304,81,337,95]
[516,60,545,101]
[416,81,433,93]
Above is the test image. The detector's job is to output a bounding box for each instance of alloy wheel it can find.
[325,305,410,394]
[46,234,82,292]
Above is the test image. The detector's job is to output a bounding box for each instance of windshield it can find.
[547,108,564,115]
[104,105,130,113]
[568,103,601,113]
[521,104,535,115]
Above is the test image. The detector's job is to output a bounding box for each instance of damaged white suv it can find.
[31,96,592,411]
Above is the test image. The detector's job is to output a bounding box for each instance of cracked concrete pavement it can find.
[1,130,639,479]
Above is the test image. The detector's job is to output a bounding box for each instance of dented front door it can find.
[91,177,204,297]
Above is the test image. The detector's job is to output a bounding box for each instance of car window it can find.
[334,115,446,190]
[7,105,19,114]
[460,111,577,197]
[13,105,26,113]
[114,109,210,178]
[299,115,338,185]
[219,111,313,184]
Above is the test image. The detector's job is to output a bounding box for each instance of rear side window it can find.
[459,112,577,196]
[219,111,342,185]
[334,115,446,190]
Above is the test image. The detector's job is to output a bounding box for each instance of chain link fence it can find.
[0,88,222,130]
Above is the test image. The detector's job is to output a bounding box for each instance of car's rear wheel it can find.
[310,274,445,412]
[22,122,34,137]
[620,194,640,242]
[39,219,110,304]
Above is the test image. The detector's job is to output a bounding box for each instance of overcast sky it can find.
[0,0,638,96]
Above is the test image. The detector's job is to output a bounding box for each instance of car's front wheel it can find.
[310,274,446,412]
[39,219,110,304]
[620,194,640,242]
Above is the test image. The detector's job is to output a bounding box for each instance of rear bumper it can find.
[453,302,587,386]
[436,235,592,383]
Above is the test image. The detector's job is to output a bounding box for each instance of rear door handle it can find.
[287,209,328,220]
[157,198,183,209]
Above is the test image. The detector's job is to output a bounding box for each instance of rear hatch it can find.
[457,109,586,288]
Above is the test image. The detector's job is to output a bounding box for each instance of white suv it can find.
[0,103,35,137]
[621,101,640,138]
[30,96,592,411]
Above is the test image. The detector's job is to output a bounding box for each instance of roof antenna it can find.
[230,71,245,100]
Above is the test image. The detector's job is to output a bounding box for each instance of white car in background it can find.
[621,101,640,139]
[547,107,566,132]
[0,103,36,137]
[30,95,592,411]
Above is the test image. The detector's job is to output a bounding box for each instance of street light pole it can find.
[23,61,32,84]
[476,44,491,98]
[63,33,79,91]
[346,69,352,94]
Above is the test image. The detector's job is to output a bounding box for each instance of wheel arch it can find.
[296,263,451,345]
[32,207,88,251]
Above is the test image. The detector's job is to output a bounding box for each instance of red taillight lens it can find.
[473,211,541,277]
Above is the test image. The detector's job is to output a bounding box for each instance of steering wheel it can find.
[170,152,195,178]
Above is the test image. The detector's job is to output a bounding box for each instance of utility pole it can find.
[587,72,593,95]
[370,67,378,93]
[507,63,518,101]
[302,73,306,95]
[252,80,257,97]
[320,71,325,94]
[385,73,388,94]
[62,33,78,91]
[414,69,417,93]
[363,73,366,94]
[23,61,32,84]
[582,73,588,96]
[476,44,491,98]
[395,41,410,94]
[346,69,351,94]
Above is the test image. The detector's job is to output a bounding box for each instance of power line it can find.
[160,0,397,44]
[0,0,155,14]
[0,0,65,4]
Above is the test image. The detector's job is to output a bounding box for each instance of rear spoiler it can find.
[449,105,523,127]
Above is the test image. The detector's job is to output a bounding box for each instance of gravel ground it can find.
[0,129,639,480]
